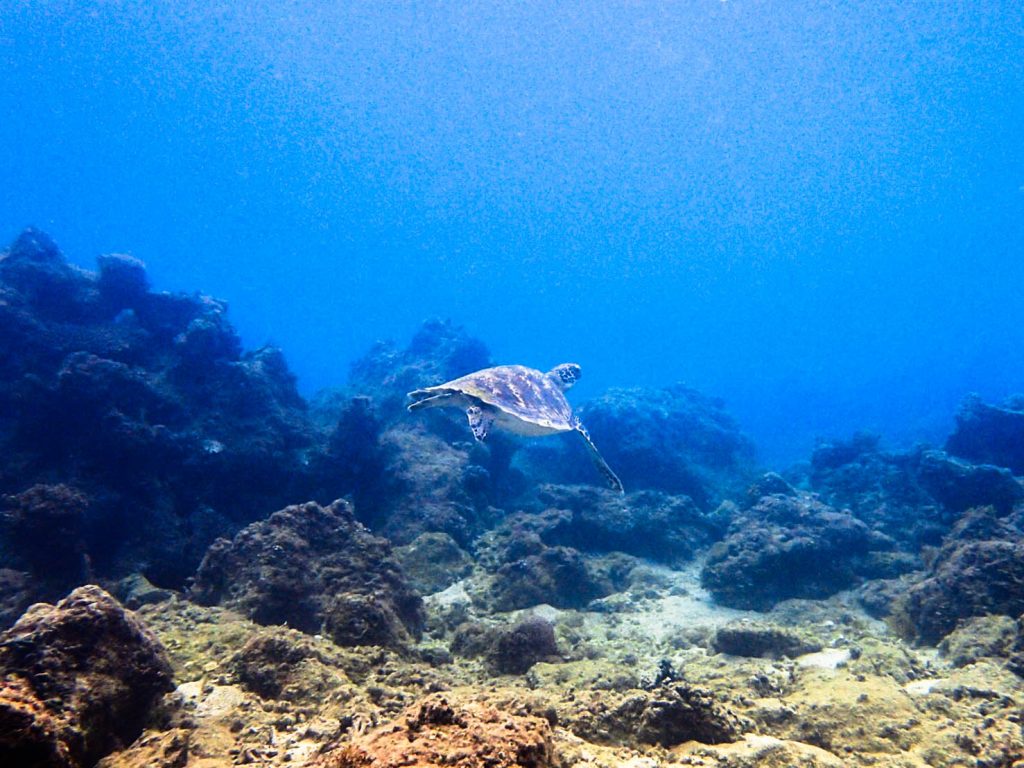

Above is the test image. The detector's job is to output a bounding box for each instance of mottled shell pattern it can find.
[434,365,574,430]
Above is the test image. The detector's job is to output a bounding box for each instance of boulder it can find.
[891,507,1024,645]
[946,393,1024,474]
[0,585,173,768]
[191,500,425,648]
[316,694,557,768]
[701,492,894,610]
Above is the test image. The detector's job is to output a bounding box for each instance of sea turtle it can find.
[407,363,624,493]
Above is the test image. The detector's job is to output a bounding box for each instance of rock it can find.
[0,484,91,592]
[191,500,425,648]
[346,318,492,417]
[915,450,1023,514]
[394,532,474,594]
[0,585,174,768]
[808,435,949,548]
[938,615,1020,667]
[533,485,727,565]
[0,568,38,629]
[485,616,561,675]
[700,492,889,610]
[520,384,757,508]
[484,544,611,612]
[115,574,175,610]
[571,683,748,748]
[946,393,1024,474]
[712,622,823,659]
[228,629,353,702]
[888,506,1024,645]
[94,729,190,768]
[316,693,557,768]
[0,230,319,589]
[96,254,149,313]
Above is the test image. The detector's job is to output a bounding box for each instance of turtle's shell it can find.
[433,365,574,430]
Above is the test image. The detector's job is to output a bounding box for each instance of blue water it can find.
[2,1,1023,466]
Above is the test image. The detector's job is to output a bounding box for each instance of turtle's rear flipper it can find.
[573,417,624,494]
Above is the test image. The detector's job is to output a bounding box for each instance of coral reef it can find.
[0,585,173,768]
[191,500,425,648]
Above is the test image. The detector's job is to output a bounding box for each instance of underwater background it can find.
[4,4,1024,768]
[3,1,1023,465]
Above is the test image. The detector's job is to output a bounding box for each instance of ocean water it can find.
[2,1,1023,465]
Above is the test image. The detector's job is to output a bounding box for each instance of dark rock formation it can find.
[191,499,425,648]
[520,385,757,508]
[345,318,492,419]
[712,622,823,659]
[484,616,562,675]
[474,514,615,611]
[891,506,1024,645]
[807,434,947,549]
[486,545,610,612]
[0,585,173,768]
[807,433,1022,555]
[946,393,1024,474]
[0,229,316,592]
[572,683,748,747]
[701,491,897,610]
[915,450,1023,515]
[532,485,728,566]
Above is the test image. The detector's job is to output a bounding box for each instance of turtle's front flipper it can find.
[572,417,624,493]
[408,390,453,411]
[467,406,495,441]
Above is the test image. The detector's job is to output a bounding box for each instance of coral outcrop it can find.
[701,490,895,610]
[191,500,425,648]
[0,585,173,768]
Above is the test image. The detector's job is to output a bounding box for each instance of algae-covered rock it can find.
[191,500,425,648]
[315,693,557,768]
[938,614,1019,668]
[569,682,749,748]
[394,532,474,594]
[701,493,885,610]
[712,622,823,659]
[0,585,174,768]
[891,506,1024,645]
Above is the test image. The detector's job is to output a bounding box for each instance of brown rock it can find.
[314,694,557,768]
[0,585,174,768]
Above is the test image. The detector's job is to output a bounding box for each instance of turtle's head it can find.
[548,363,582,391]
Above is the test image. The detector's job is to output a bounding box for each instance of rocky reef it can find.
[1,230,1024,768]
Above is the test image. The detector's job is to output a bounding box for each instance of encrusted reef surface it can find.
[1,231,1024,768]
